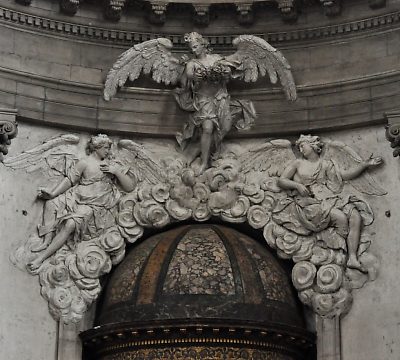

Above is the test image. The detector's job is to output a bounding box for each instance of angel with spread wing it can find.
[104,32,296,174]
[4,134,171,274]
[240,135,385,271]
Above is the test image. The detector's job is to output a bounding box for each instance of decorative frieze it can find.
[10,0,386,26]
[0,6,398,46]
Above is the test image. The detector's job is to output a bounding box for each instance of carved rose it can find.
[311,288,352,317]
[276,232,302,256]
[292,237,315,262]
[98,227,125,254]
[117,208,144,242]
[151,183,170,203]
[261,194,276,212]
[247,205,270,229]
[316,264,343,294]
[67,243,112,279]
[48,264,70,286]
[230,195,250,218]
[50,287,73,310]
[311,245,346,266]
[166,199,192,221]
[292,261,317,291]
[134,200,170,228]
[137,184,153,201]
[193,203,211,222]
[193,183,210,202]
[243,184,264,204]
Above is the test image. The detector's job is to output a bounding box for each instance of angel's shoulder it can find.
[75,157,89,170]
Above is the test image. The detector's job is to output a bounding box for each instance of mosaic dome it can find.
[82,225,314,359]
[97,224,302,327]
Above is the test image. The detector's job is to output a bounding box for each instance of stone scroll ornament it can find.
[104,32,296,175]
[6,134,385,323]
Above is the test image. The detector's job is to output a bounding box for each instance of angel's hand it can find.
[296,184,311,197]
[180,54,190,65]
[38,187,55,200]
[365,156,383,168]
[100,162,122,176]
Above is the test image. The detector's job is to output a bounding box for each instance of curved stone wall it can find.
[0,0,399,135]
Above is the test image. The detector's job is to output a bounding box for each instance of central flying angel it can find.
[104,32,297,174]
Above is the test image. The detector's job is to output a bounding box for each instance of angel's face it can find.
[190,42,206,57]
[95,144,111,160]
[298,142,315,158]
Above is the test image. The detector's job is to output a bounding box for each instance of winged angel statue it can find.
[5,134,172,322]
[104,32,296,174]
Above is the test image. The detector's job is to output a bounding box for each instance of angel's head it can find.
[86,134,112,159]
[296,135,323,158]
[184,32,210,56]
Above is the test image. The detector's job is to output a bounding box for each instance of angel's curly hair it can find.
[86,134,112,155]
[184,32,211,53]
[296,134,323,154]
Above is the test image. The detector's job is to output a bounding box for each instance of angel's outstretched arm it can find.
[38,160,86,199]
[341,157,383,181]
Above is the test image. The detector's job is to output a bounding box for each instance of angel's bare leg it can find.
[186,146,201,165]
[346,209,363,270]
[198,120,214,174]
[330,209,348,238]
[27,219,75,271]
[33,200,58,252]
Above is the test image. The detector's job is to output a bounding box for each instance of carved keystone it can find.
[0,108,18,162]
[385,111,400,157]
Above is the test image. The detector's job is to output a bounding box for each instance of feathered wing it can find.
[239,139,296,177]
[323,140,387,196]
[2,134,80,178]
[117,139,168,185]
[104,38,185,101]
[226,35,297,101]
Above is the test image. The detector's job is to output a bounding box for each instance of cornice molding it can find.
[0,6,399,47]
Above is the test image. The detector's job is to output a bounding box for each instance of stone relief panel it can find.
[4,131,385,324]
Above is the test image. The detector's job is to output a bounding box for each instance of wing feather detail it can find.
[324,140,387,196]
[117,139,168,185]
[2,134,80,177]
[104,38,184,101]
[227,35,297,101]
[240,139,296,176]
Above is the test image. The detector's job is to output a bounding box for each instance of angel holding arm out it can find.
[27,134,136,272]
[104,32,297,175]
[275,135,384,271]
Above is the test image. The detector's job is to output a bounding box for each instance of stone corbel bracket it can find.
[0,108,18,162]
[385,111,400,157]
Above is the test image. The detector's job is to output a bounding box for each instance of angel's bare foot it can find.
[31,238,51,253]
[27,257,44,273]
[347,255,366,272]
[196,162,208,175]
